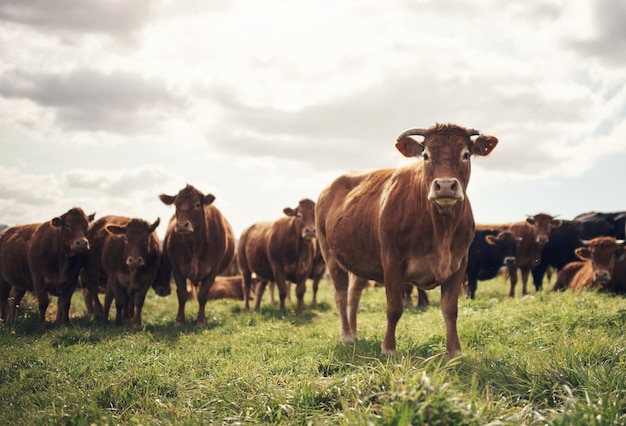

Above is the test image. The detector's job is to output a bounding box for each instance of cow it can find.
[554,237,626,292]
[574,211,626,240]
[486,213,561,297]
[466,229,520,299]
[315,123,498,357]
[238,199,317,314]
[159,184,236,326]
[82,216,162,327]
[552,261,585,291]
[206,275,257,301]
[0,208,94,326]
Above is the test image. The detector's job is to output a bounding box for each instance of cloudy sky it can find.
[1,0,625,239]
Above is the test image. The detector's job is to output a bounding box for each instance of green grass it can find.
[1,277,625,425]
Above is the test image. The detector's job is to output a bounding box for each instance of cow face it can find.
[159,184,215,234]
[575,237,626,287]
[51,207,95,253]
[485,231,521,266]
[284,198,316,240]
[395,124,498,209]
[106,218,160,269]
[526,213,562,245]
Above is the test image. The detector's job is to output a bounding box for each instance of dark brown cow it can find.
[159,184,236,326]
[0,208,94,325]
[83,216,162,327]
[505,213,561,296]
[238,199,317,314]
[558,237,626,292]
[316,123,498,356]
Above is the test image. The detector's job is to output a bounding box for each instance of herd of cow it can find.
[0,123,624,358]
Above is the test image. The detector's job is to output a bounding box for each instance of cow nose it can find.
[536,235,549,245]
[503,256,516,266]
[302,226,316,239]
[594,270,611,284]
[126,256,145,267]
[73,238,90,252]
[175,220,194,233]
[428,178,464,204]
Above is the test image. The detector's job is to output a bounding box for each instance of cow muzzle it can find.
[72,238,90,252]
[593,270,611,285]
[174,220,194,234]
[126,256,145,268]
[302,227,317,240]
[428,178,464,206]
[536,235,549,245]
[503,256,516,266]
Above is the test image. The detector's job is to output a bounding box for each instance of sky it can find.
[1,0,625,240]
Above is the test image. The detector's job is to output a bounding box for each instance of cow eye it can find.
[194,202,201,209]
[422,152,430,161]
[462,151,471,160]
[296,212,303,219]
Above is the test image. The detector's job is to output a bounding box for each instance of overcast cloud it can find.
[0,0,625,239]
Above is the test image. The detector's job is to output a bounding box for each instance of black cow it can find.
[466,229,520,299]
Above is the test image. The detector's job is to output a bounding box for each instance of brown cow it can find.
[83,216,162,327]
[0,208,94,325]
[557,237,626,292]
[207,275,258,300]
[238,199,317,314]
[316,123,498,357]
[159,184,236,326]
[552,261,585,291]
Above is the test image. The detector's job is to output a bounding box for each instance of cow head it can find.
[51,207,95,253]
[395,123,498,209]
[575,236,626,288]
[159,184,215,234]
[105,218,160,269]
[485,230,521,266]
[526,213,562,245]
[284,198,316,240]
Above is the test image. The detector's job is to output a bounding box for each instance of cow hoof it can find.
[381,345,396,356]
[340,332,356,344]
[174,321,185,327]
[196,320,206,327]
[448,350,463,358]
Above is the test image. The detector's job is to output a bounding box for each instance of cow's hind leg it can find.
[347,273,368,341]
[327,260,351,342]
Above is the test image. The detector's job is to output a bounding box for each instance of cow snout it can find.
[72,238,90,252]
[428,178,464,206]
[503,256,516,266]
[593,270,611,285]
[302,226,317,240]
[174,220,194,233]
[153,285,171,297]
[536,235,549,245]
[126,256,145,268]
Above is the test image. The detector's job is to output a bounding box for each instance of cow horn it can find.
[617,239,625,245]
[466,128,480,136]
[580,239,591,245]
[396,128,427,140]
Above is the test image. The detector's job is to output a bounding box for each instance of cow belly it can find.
[406,253,464,286]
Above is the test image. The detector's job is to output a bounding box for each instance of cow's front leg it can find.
[382,267,405,356]
[440,257,466,358]
[294,279,306,314]
[196,275,216,326]
[173,272,188,327]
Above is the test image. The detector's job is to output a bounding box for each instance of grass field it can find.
[1,276,625,425]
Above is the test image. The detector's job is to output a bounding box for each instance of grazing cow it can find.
[159,184,236,326]
[466,229,520,299]
[238,199,317,314]
[0,208,94,325]
[556,237,626,292]
[316,123,498,356]
[309,238,326,304]
[83,216,162,327]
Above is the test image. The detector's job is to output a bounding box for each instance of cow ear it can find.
[283,207,296,217]
[484,235,497,245]
[105,224,126,236]
[575,247,592,261]
[150,217,161,233]
[395,137,425,158]
[552,219,563,229]
[51,217,63,227]
[204,194,216,205]
[159,194,176,205]
[471,135,498,156]
[88,212,96,222]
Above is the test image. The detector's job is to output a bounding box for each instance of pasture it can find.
[1,277,625,425]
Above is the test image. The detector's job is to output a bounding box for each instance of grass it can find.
[1,277,625,425]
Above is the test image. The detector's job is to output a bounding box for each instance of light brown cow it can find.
[316,123,498,357]
[0,208,94,325]
[559,236,626,292]
[159,184,235,326]
[83,216,162,327]
[238,199,317,314]
[207,275,257,301]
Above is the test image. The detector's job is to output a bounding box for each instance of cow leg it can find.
[254,279,268,310]
[521,268,530,295]
[196,276,217,327]
[0,281,10,323]
[109,278,126,326]
[173,271,188,326]
[328,262,351,343]
[6,286,27,326]
[103,286,114,320]
[32,275,49,326]
[241,269,253,310]
[294,280,306,315]
[417,288,429,306]
[532,264,547,291]
[508,265,518,297]
[440,257,466,358]
[347,273,368,341]
[311,276,321,305]
[382,268,405,356]
[269,282,276,304]
[131,287,149,329]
